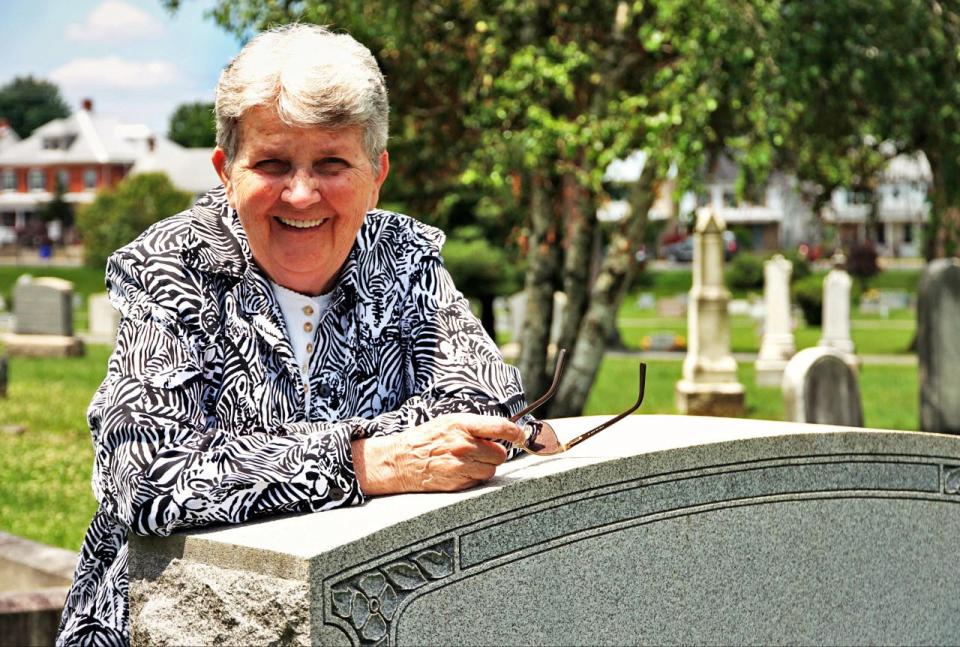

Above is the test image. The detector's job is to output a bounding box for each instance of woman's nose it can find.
[281,170,322,208]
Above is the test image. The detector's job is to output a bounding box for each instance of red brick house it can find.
[0,99,218,245]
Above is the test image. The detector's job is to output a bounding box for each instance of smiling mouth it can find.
[275,216,330,229]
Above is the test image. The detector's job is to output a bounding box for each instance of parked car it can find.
[662,231,738,263]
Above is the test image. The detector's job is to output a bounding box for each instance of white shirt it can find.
[271,281,333,416]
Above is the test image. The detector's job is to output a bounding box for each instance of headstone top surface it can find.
[177,415,918,561]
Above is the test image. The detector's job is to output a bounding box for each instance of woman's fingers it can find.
[353,413,524,495]
[439,413,526,446]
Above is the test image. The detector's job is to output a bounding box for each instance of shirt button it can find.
[306,343,314,354]
[303,321,313,333]
[303,305,314,316]
[304,384,310,393]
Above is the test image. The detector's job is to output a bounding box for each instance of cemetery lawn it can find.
[585,356,919,432]
[0,344,109,551]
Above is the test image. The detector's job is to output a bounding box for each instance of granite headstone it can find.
[128,416,960,645]
[917,258,960,434]
[13,276,72,336]
[782,346,863,427]
[88,292,121,343]
[5,276,84,357]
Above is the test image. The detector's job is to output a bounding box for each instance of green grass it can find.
[0,345,111,550]
[618,313,915,356]
[585,356,918,431]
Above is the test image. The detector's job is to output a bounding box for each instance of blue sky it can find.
[0,0,243,135]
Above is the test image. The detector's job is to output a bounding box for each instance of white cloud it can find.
[50,57,181,90]
[65,1,163,42]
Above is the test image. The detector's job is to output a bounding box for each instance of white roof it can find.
[0,109,146,165]
[130,140,220,195]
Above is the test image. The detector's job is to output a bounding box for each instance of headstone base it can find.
[754,359,788,388]
[3,334,85,358]
[675,380,745,416]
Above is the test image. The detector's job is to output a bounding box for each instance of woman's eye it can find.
[255,159,290,175]
[317,158,350,173]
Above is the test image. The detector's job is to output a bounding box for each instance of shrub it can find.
[792,274,823,326]
[76,173,193,270]
[781,250,811,283]
[846,241,881,291]
[725,253,765,291]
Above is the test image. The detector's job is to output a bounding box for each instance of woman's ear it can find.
[212,148,232,199]
[368,150,390,210]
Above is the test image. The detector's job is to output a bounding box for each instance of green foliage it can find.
[441,226,522,300]
[0,76,69,138]
[725,253,765,291]
[76,173,193,270]
[781,250,811,283]
[168,101,217,148]
[792,274,823,326]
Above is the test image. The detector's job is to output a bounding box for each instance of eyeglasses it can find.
[510,349,647,456]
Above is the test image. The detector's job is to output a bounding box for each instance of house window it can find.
[722,189,737,208]
[904,223,913,243]
[56,169,70,191]
[1,211,14,227]
[28,169,46,191]
[83,168,97,189]
[1,169,14,191]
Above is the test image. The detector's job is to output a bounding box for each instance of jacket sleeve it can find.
[89,255,365,537]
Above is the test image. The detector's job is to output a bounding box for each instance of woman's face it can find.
[213,105,389,295]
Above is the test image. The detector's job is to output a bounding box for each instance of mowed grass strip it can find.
[0,345,111,550]
[585,355,918,431]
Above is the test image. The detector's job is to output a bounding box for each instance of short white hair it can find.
[215,23,389,173]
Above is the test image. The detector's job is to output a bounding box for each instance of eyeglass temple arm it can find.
[561,362,646,452]
[509,349,568,423]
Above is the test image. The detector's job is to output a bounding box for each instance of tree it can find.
[168,101,217,147]
[76,173,193,269]
[767,1,960,260]
[170,0,783,416]
[441,225,523,339]
[0,76,70,138]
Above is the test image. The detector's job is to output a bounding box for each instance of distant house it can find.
[820,153,930,258]
[0,99,219,244]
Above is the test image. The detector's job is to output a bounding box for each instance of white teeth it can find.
[276,216,329,229]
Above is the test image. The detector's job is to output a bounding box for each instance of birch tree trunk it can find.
[518,173,561,398]
[555,173,595,358]
[548,163,657,418]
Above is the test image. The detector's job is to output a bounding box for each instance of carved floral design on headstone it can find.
[330,540,454,645]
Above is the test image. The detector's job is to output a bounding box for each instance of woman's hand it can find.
[352,414,525,495]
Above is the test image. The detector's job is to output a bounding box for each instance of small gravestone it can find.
[755,255,796,387]
[783,346,863,426]
[88,293,121,344]
[4,276,84,358]
[917,259,960,434]
[819,255,856,365]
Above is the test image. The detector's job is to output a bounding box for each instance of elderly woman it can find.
[57,24,531,645]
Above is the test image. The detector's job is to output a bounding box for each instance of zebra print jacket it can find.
[57,186,528,646]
